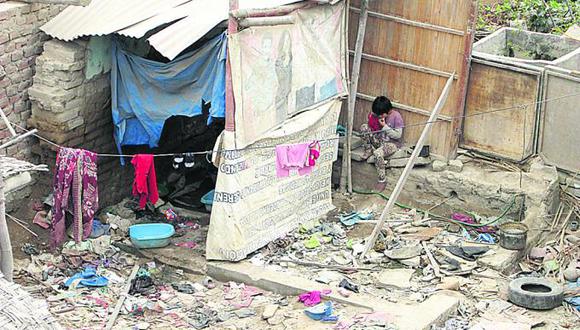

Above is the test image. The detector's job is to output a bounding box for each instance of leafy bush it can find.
[478,0,579,34]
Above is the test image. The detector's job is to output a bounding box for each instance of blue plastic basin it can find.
[129,223,175,249]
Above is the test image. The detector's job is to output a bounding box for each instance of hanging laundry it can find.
[173,154,184,169]
[51,148,98,249]
[308,141,321,167]
[184,153,195,168]
[275,143,310,178]
[275,141,320,178]
[172,153,195,169]
[132,154,159,209]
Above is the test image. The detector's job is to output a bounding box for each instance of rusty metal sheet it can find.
[461,59,540,162]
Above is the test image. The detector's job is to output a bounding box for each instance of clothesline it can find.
[8,91,580,158]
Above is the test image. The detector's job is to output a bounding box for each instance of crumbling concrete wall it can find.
[349,157,561,273]
[28,39,132,206]
[0,1,63,159]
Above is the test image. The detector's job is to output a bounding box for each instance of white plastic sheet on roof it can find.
[41,0,305,59]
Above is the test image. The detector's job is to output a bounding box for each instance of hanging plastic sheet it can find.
[206,99,341,261]
[229,3,347,148]
[111,32,227,161]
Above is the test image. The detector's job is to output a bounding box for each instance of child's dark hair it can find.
[372,96,393,115]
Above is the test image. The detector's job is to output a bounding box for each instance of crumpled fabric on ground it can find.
[565,280,580,311]
[445,246,490,261]
[51,147,98,249]
[298,289,332,307]
[452,212,495,233]
[64,267,108,289]
[131,154,159,209]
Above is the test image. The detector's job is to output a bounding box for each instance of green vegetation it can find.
[477,0,579,35]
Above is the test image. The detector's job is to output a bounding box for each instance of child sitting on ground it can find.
[359,96,404,191]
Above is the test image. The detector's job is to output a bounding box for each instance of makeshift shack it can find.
[29,0,347,261]
[462,27,580,162]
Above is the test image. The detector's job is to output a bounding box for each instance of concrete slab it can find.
[208,261,461,329]
[4,172,32,193]
[139,246,207,275]
[377,268,415,289]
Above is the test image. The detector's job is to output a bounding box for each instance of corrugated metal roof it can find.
[147,0,304,59]
[41,0,308,58]
[41,0,191,41]
[117,1,198,39]
[147,0,229,60]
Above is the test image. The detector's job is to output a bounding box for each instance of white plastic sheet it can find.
[206,99,341,261]
[230,3,347,147]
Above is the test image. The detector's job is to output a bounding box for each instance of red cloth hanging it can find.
[131,154,159,209]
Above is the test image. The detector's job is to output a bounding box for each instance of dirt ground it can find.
[5,159,580,329]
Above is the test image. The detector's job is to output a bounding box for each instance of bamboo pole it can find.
[350,51,457,79]
[0,107,16,137]
[360,74,455,259]
[0,129,38,150]
[0,175,13,282]
[356,92,453,121]
[231,3,308,19]
[349,7,465,36]
[105,264,140,330]
[225,0,239,132]
[16,0,90,6]
[340,0,368,193]
[238,16,295,28]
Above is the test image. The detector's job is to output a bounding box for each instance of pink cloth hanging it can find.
[275,142,321,178]
[308,141,321,166]
[275,143,311,178]
[51,148,98,249]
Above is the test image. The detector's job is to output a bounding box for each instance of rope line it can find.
[7,91,580,158]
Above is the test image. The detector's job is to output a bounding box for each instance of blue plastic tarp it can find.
[111,32,227,156]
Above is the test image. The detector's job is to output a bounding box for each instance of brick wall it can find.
[28,39,132,207]
[0,1,63,159]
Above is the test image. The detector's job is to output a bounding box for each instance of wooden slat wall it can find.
[344,0,477,158]
[462,62,539,161]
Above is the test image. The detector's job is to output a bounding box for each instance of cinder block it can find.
[43,40,85,62]
[28,84,76,104]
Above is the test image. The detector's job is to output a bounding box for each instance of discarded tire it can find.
[508,277,563,310]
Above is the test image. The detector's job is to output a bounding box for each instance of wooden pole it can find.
[238,16,295,28]
[360,74,455,259]
[340,0,368,193]
[105,264,140,330]
[0,129,38,150]
[17,0,90,5]
[0,107,16,137]
[0,175,13,282]
[449,0,477,160]
[231,3,308,19]
[225,0,239,132]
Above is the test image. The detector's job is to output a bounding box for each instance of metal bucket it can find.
[499,222,528,250]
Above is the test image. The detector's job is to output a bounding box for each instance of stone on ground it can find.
[377,268,415,289]
[448,159,464,173]
[351,148,367,162]
[432,160,447,172]
[262,304,279,320]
